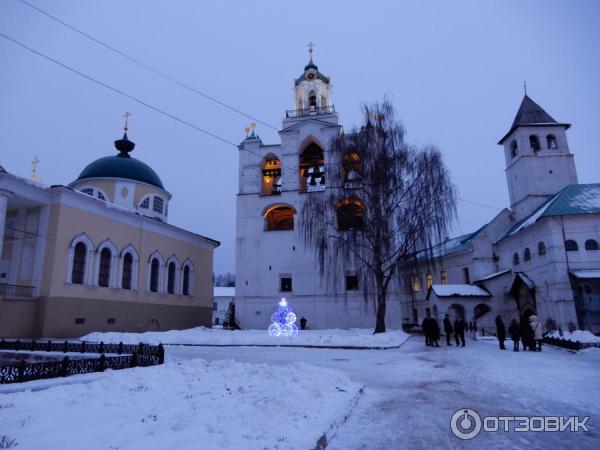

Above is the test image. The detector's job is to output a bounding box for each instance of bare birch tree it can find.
[299,100,456,333]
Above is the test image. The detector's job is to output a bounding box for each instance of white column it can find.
[0,193,7,270]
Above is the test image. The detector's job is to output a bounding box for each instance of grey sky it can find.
[1,0,599,275]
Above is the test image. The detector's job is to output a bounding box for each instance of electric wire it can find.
[16,0,279,131]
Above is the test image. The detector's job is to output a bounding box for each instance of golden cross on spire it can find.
[307,41,315,63]
[31,156,40,172]
[123,111,131,132]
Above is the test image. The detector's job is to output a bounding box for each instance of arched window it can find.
[524,248,531,262]
[513,252,520,265]
[80,186,108,201]
[261,155,282,196]
[308,90,317,108]
[167,261,176,294]
[264,205,296,231]
[546,134,557,149]
[122,253,133,290]
[343,151,362,188]
[72,242,87,285]
[139,197,150,209]
[183,265,191,295]
[538,241,546,256]
[150,259,160,292]
[585,239,599,251]
[529,135,541,151]
[510,140,518,158]
[337,200,364,231]
[300,141,325,192]
[98,248,112,287]
[565,240,578,252]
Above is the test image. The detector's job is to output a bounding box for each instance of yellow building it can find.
[0,129,219,338]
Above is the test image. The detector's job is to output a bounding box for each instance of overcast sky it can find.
[1,0,599,275]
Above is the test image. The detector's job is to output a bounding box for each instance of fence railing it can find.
[0,339,164,384]
[0,283,35,298]
[285,105,336,118]
[543,336,600,351]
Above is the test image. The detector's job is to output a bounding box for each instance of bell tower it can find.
[293,42,332,112]
[498,94,578,220]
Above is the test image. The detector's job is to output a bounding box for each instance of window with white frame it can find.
[80,186,108,201]
[153,196,164,214]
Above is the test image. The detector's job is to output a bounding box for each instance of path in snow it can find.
[168,337,600,449]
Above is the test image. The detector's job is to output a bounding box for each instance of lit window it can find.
[412,276,421,293]
[426,273,433,289]
[153,196,164,214]
[440,271,448,285]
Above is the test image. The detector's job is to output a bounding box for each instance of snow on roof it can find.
[571,270,600,279]
[431,284,491,298]
[214,287,235,297]
[475,269,511,282]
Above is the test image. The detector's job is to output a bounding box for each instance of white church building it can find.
[235,51,600,334]
[235,51,404,330]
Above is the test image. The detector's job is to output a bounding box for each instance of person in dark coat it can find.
[508,318,520,351]
[443,314,453,346]
[300,316,307,330]
[519,317,532,351]
[495,315,507,350]
[421,316,431,346]
[430,318,440,347]
[454,316,466,347]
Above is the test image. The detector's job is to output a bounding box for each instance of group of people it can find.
[422,311,544,352]
[421,313,466,347]
[496,314,543,352]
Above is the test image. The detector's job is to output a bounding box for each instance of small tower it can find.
[293,42,332,113]
[498,94,578,220]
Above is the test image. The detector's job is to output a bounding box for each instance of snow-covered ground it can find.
[547,329,600,343]
[3,331,599,449]
[81,327,410,348]
[0,359,362,450]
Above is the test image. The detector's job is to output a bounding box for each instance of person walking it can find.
[454,316,466,347]
[508,318,520,351]
[529,314,543,351]
[519,316,531,351]
[495,315,507,350]
[443,314,453,346]
[430,318,441,347]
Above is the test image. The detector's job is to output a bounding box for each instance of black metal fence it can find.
[543,336,600,351]
[0,339,164,384]
[0,283,35,298]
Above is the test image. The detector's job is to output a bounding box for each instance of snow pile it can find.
[547,330,600,343]
[0,359,362,450]
[81,327,410,348]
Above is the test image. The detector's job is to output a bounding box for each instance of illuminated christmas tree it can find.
[267,297,299,337]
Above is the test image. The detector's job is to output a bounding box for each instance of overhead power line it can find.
[458,197,502,211]
[0,32,240,147]
[17,0,279,131]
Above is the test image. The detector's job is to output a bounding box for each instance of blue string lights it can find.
[267,297,299,337]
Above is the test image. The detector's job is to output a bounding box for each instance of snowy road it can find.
[168,337,600,450]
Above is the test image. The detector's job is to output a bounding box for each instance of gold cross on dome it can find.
[307,41,315,62]
[123,112,131,132]
[31,156,40,172]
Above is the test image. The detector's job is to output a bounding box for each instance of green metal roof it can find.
[503,183,600,238]
[76,154,164,189]
[75,134,165,189]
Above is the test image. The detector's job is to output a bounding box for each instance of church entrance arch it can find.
[509,274,536,317]
[448,303,465,321]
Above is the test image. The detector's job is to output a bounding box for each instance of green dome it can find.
[75,134,164,189]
